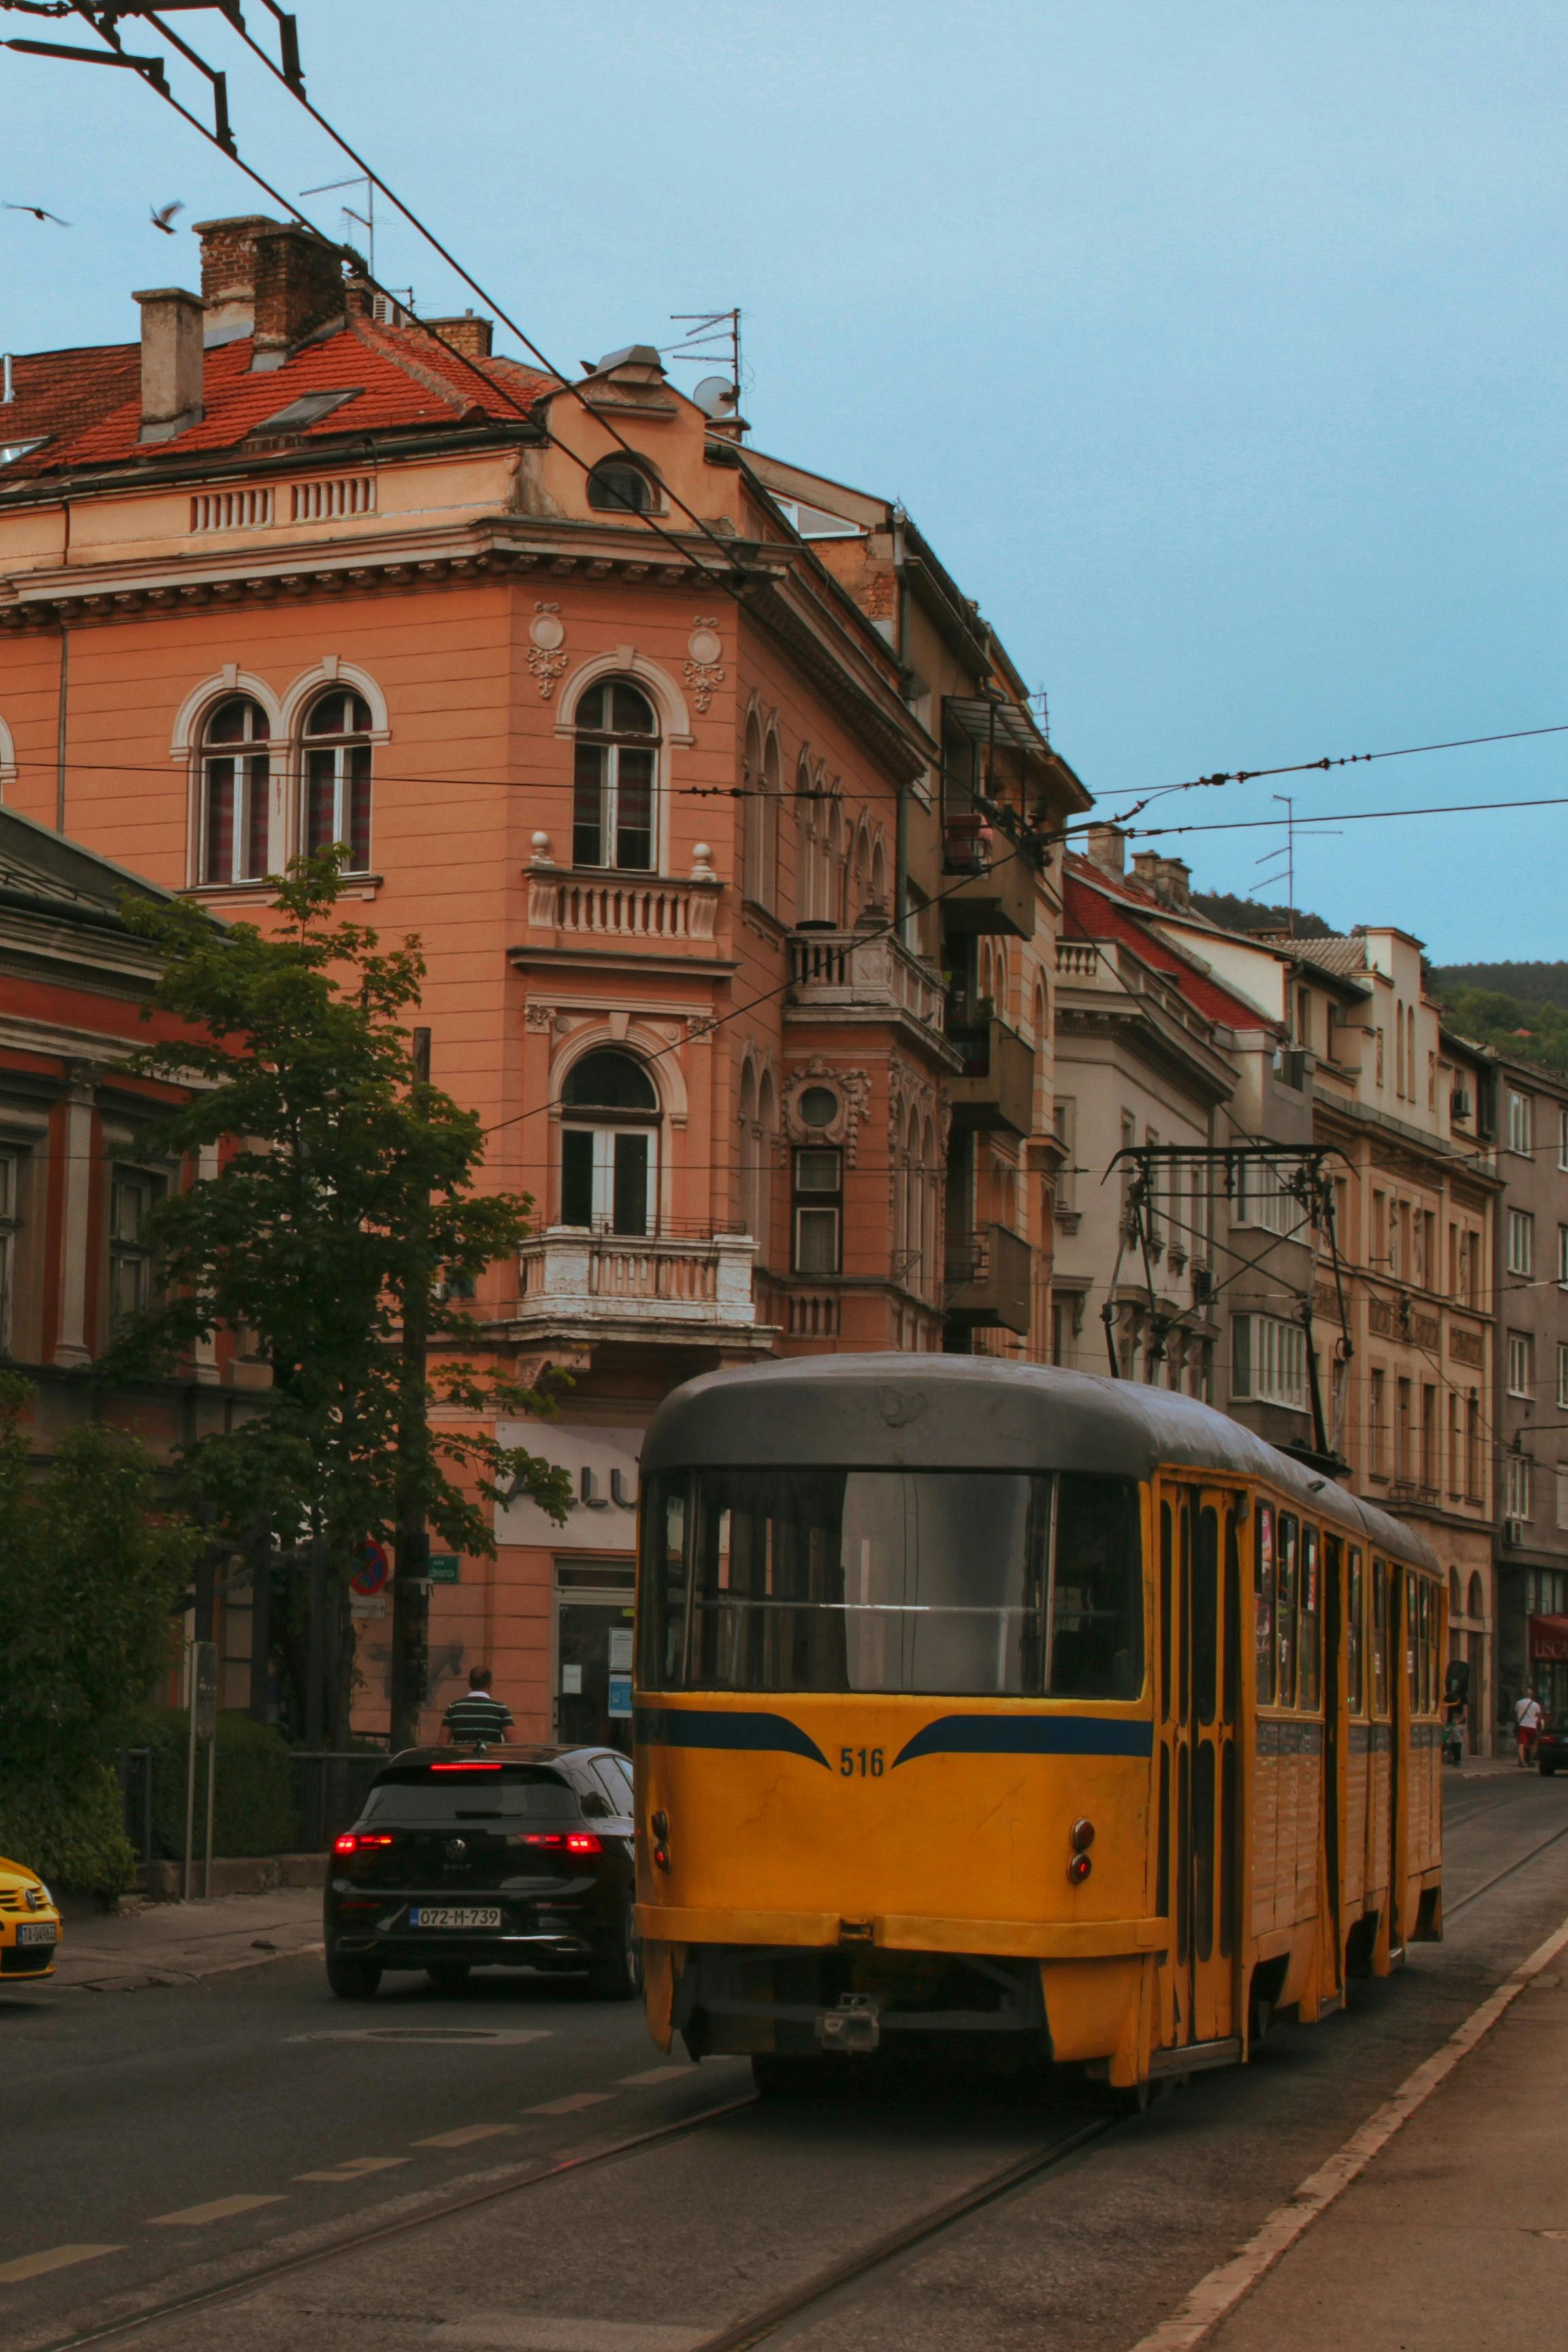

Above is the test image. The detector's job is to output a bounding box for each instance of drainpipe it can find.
[55,626,69,832]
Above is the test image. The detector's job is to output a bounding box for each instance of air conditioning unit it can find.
[1504,1519,1527,1548]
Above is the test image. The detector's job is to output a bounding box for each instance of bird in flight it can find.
[150,200,184,235]
[5,203,70,226]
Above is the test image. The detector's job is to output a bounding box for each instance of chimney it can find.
[250,223,347,370]
[133,287,203,443]
[1083,823,1126,877]
[1130,851,1192,910]
[192,212,277,343]
[424,309,494,359]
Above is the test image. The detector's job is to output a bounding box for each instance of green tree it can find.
[107,850,570,1746]
[0,1374,198,1890]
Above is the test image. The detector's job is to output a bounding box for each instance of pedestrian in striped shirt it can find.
[441,1667,515,1747]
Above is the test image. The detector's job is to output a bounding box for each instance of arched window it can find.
[559,1047,659,1235]
[199,696,270,885]
[1449,1568,1463,1621]
[741,716,767,906]
[921,1114,938,1302]
[587,458,655,514]
[303,689,373,871]
[1467,1570,1486,1622]
[755,1069,776,1266]
[870,831,887,912]
[574,678,657,871]
[737,1060,759,1238]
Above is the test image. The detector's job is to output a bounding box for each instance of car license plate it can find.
[17,1922,57,1946]
[408,1907,501,1929]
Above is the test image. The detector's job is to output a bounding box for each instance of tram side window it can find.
[1407,1571,1420,1711]
[1049,1475,1143,1700]
[1371,1558,1390,1717]
[1346,1547,1365,1713]
[1298,1526,1321,1710]
[1254,1502,1276,1703]
[1276,1513,1299,1707]
[640,1480,688,1688]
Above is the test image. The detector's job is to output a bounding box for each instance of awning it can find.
[1529,1614,1568,1662]
[943,695,1051,761]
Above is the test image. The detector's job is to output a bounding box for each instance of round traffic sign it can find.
[352,1539,390,1596]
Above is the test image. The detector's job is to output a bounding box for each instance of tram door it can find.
[1166,1486,1244,2045]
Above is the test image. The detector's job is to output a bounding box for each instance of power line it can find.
[1132,789,1568,843]
[1099,718,1568,824]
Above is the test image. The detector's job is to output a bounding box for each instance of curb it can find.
[52,1937,325,1995]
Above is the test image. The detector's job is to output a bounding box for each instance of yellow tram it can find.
[633,1357,1443,2093]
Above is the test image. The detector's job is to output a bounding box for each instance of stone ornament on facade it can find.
[683,616,725,714]
[783,1060,871,1161]
[526,602,570,699]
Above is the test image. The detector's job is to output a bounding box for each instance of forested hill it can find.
[1428,966,1568,1077]
[1189,890,1334,938]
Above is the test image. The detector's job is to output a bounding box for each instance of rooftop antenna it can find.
[666,308,742,420]
[301,171,375,275]
[1254,793,1340,936]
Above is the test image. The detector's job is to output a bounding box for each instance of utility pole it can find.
[389,1027,432,1752]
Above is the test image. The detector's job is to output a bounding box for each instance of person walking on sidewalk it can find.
[1515,1687,1544,1767]
[441,1667,515,1748]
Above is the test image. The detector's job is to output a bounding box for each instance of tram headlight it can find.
[1071,1818,1095,1852]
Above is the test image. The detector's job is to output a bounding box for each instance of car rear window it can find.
[361,1769,577,1825]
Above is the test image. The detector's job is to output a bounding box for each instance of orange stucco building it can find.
[0,218,1085,1745]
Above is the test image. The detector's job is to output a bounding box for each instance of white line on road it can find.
[146,2194,287,2227]
[525,2093,617,2116]
[414,2125,518,2147]
[1126,1907,1568,2352]
[296,2157,412,2180]
[0,2244,124,2286]
[617,2067,691,2087]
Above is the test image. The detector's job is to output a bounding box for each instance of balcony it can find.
[940,819,1035,938]
[946,1016,1035,1134]
[519,837,725,963]
[787,927,949,1044]
[511,1227,768,1350]
[945,1223,1033,1336]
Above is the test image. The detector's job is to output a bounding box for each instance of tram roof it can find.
[642,1356,1439,1572]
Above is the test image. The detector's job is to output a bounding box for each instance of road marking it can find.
[433,2319,708,2349]
[289,2027,551,2046]
[146,2194,287,2227]
[414,2125,517,2148]
[0,2244,124,2286]
[525,2092,617,2116]
[1127,1907,1568,2352]
[296,2157,411,2180]
[617,2066,690,2087]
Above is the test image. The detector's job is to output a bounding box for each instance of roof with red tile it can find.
[1064,854,1277,1031]
[0,317,558,483]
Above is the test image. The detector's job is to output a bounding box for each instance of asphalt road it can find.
[2,1763,1565,2352]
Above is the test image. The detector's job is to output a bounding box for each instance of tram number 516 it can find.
[840,1747,884,1777]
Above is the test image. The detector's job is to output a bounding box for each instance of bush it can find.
[122,1708,300,1859]
[0,1762,137,1897]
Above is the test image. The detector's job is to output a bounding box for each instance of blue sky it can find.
[3,1,1564,961]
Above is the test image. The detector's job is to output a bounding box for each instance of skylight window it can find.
[0,437,46,466]
[250,388,362,436]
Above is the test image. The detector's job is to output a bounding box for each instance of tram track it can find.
[1444,1814,1568,1918]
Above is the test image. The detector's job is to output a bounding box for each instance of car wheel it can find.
[426,1962,472,1993]
[1541,1762,1557,1777]
[326,1950,382,2001]
[587,1899,642,2001]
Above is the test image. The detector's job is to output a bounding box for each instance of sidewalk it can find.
[1186,1922,1568,2350]
[47,1884,323,1993]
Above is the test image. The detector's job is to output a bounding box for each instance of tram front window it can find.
[640,1469,1142,1699]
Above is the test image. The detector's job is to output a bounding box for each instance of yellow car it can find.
[0,1855,62,1983]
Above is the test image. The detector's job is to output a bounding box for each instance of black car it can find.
[1539,1718,1568,1776]
[324,1744,639,2001]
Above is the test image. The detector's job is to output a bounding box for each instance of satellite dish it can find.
[693,374,738,419]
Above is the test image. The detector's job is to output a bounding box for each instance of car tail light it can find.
[522,1831,603,1855]
[431,1761,502,1772]
[332,1832,395,1855]
[1068,1852,1092,1886]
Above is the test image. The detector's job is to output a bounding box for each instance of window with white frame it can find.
[1557,1465,1568,1532]
[1507,1330,1534,1398]
[1235,1159,1299,1236]
[199,696,270,884]
[1506,1451,1532,1522]
[558,1050,659,1236]
[303,689,374,871]
[1508,1208,1535,1277]
[1561,1102,1568,1172]
[1231,1312,1310,1413]
[1559,1223,1568,1288]
[108,1166,165,1327]
[792,1144,843,1276]
[1558,1342,1568,1411]
[572,679,657,871]
[1509,1089,1534,1155]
